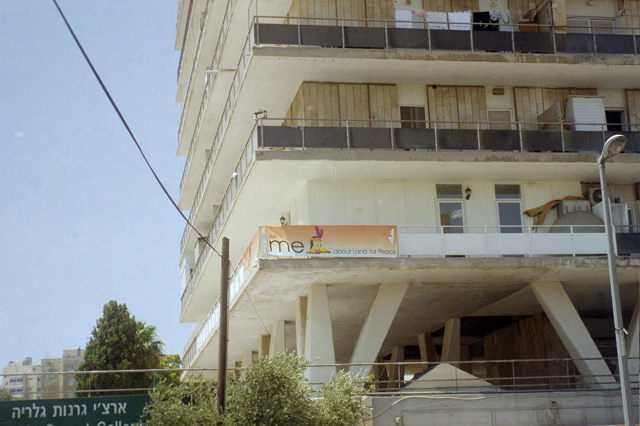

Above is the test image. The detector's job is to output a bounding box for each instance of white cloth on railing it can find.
[448,12,471,31]
[498,9,512,32]
[417,11,448,30]
[396,9,414,29]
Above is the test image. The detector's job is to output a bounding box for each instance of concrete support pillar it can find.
[270,320,297,357]
[387,346,405,387]
[625,300,639,378]
[269,320,286,357]
[349,283,408,376]
[296,296,308,357]
[530,281,616,388]
[258,335,270,359]
[418,333,439,363]
[305,284,336,384]
[242,351,256,368]
[441,318,461,363]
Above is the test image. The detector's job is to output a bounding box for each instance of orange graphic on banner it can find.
[264,225,398,258]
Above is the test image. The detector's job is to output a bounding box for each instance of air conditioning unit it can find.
[592,202,629,230]
[588,188,603,205]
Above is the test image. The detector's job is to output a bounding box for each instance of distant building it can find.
[2,349,85,400]
[41,348,85,399]
[2,358,41,400]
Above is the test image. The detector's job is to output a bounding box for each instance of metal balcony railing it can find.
[256,117,640,152]
[180,123,259,314]
[252,15,640,55]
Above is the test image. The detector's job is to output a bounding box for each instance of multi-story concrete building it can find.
[40,348,85,399]
[174,0,640,422]
[2,358,41,400]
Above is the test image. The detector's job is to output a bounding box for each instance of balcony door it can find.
[495,184,522,233]
[437,184,464,233]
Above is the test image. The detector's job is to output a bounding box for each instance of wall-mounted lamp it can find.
[254,109,267,120]
[280,215,286,225]
[465,186,472,200]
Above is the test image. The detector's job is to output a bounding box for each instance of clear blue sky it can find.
[0,1,192,364]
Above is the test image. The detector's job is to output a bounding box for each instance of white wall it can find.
[293,180,585,227]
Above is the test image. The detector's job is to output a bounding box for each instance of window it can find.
[400,106,426,129]
[495,184,522,233]
[605,109,626,131]
[437,184,464,233]
[566,17,614,34]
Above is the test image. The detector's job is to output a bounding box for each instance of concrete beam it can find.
[296,296,308,357]
[441,318,461,363]
[530,281,616,389]
[349,283,408,376]
[305,284,336,384]
[418,333,439,362]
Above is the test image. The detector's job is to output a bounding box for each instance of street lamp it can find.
[597,134,633,426]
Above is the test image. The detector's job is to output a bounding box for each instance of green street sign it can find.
[0,394,149,426]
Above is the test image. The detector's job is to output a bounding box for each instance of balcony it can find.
[182,224,640,368]
[253,16,640,56]
[256,118,640,152]
[178,118,640,314]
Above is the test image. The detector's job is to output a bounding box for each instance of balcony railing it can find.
[253,15,640,55]
[182,223,640,366]
[256,117,640,153]
[180,123,259,314]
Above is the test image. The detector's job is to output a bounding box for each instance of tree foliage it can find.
[0,387,14,401]
[144,354,368,425]
[156,354,183,387]
[144,376,219,426]
[76,300,164,395]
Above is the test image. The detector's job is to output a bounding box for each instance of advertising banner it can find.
[264,225,398,258]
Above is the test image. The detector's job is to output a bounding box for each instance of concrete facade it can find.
[174,0,640,422]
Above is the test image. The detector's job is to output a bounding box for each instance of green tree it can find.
[0,387,14,401]
[156,354,182,387]
[144,376,219,426]
[144,354,368,425]
[76,300,164,396]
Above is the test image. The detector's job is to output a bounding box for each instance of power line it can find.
[52,0,276,351]
[51,0,220,258]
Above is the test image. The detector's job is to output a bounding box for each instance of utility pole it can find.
[217,237,230,417]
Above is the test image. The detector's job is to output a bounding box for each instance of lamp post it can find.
[597,134,633,426]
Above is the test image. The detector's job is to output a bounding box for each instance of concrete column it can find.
[531,281,616,388]
[441,318,461,363]
[242,351,256,367]
[418,333,439,363]
[258,335,270,359]
[349,283,408,375]
[625,300,639,377]
[305,284,336,384]
[269,320,286,357]
[270,320,297,357]
[296,296,308,357]
[387,346,405,387]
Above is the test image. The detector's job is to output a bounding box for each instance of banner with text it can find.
[0,394,149,426]
[264,225,398,257]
